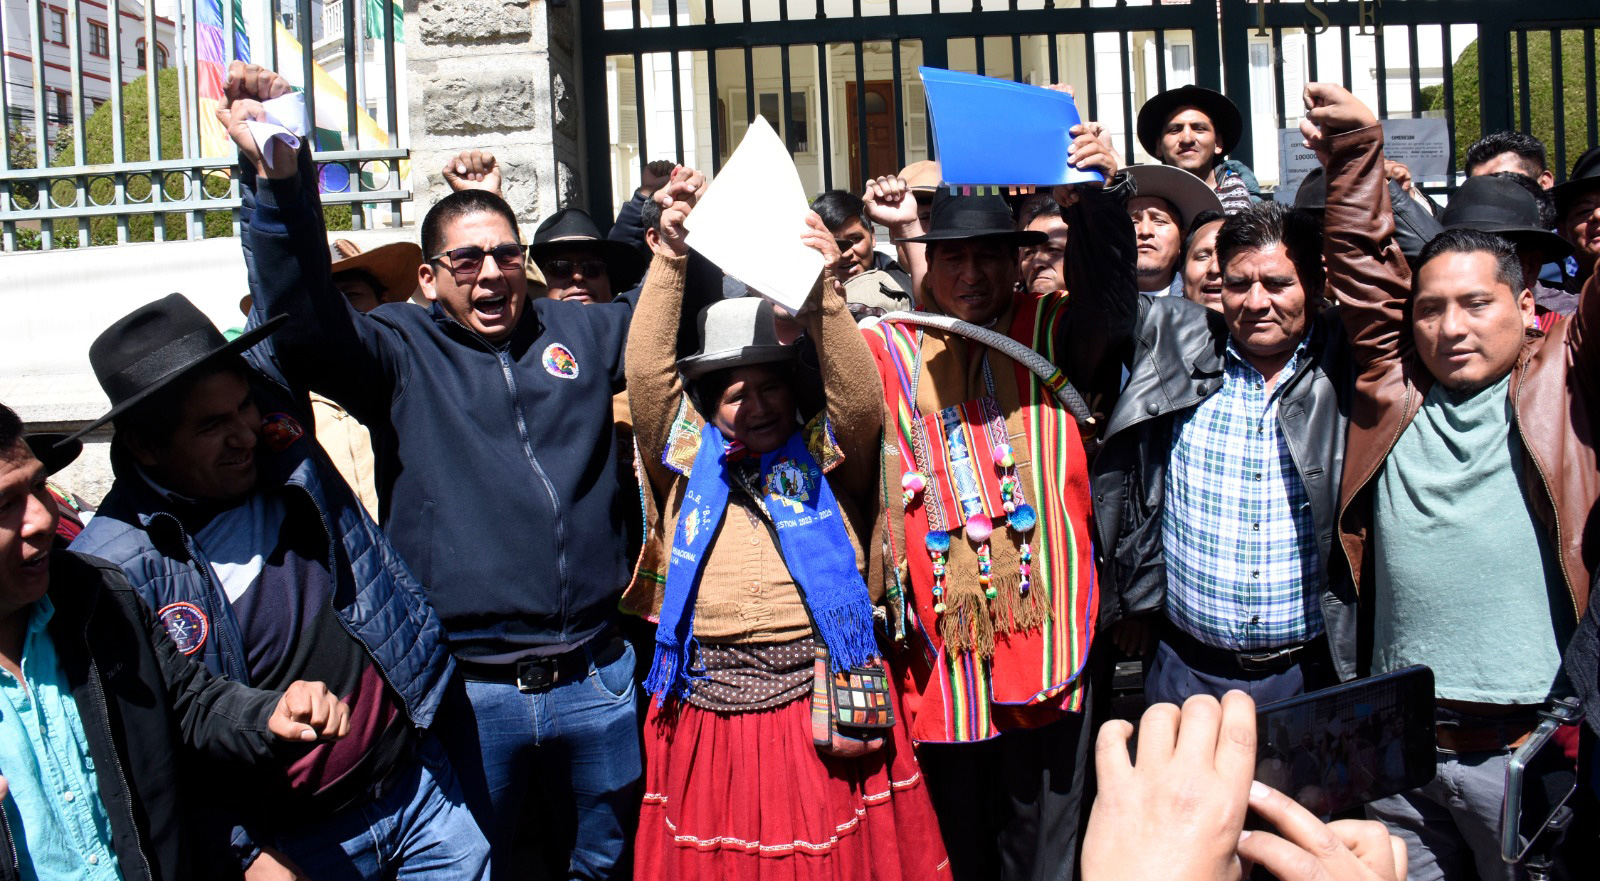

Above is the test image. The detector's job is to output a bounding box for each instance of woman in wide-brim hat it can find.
[622,171,950,880]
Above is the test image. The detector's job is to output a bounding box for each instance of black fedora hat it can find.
[1440,175,1573,261]
[26,433,80,475]
[1137,85,1244,160]
[1554,145,1600,220]
[896,189,1047,245]
[64,293,285,443]
[528,208,648,291]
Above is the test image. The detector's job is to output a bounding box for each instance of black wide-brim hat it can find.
[895,189,1047,246]
[63,293,285,444]
[1137,85,1244,159]
[1440,175,1573,262]
[1553,145,1600,219]
[528,207,648,291]
[26,433,81,475]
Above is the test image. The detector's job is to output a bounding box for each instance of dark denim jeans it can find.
[273,735,491,881]
[439,639,642,881]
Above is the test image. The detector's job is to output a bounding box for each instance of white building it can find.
[599,0,1475,215]
[2,0,178,146]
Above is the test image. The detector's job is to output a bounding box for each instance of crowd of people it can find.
[2,57,1598,881]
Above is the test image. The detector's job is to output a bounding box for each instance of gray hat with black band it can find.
[677,297,794,379]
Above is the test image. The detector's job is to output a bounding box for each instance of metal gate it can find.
[579,0,1600,222]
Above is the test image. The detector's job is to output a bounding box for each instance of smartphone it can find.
[1255,665,1436,817]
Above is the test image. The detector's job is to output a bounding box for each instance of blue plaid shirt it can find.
[1163,339,1323,650]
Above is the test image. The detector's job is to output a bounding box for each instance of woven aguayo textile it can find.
[865,293,1098,744]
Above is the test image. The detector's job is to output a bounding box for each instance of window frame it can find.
[88,21,109,57]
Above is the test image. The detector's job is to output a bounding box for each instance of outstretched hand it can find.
[1300,82,1379,166]
[801,210,843,270]
[1081,692,1257,881]
[217,61,295,179]
[655,165,707,257]
[1239,781,1408,881]
[443,149,503,197]
[267,680,351,743]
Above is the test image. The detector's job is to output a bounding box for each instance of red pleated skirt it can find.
[636,689,952,881]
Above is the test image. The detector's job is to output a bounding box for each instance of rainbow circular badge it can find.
[543,344,580,379]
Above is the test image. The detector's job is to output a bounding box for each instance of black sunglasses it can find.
[430,243,526,279]
[543,259,609,279]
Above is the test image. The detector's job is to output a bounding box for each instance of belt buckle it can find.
[516,658,557,693]
[1236,648,1287,672]
[1433,716,1463,755]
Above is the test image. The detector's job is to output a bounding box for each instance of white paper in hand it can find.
[683,117,823,313]
[244,92,310,173]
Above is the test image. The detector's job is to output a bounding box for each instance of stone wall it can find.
[405,0,585,238]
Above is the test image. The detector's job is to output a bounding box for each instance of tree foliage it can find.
[1431,32,1596,178]
[11,68,351,250]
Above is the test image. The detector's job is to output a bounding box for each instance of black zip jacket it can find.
[0,551,284,881]
[240,150,635,659]
[1090,295,1361,679]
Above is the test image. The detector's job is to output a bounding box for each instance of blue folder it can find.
[920,67,1105,187]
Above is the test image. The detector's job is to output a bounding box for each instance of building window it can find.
[52,90,70,123]
[89,22,109,57]
[136,39,169,70]
[47,8,68,44]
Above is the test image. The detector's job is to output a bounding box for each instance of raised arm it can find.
[1054,120,1137,413]
[624,167,705,495]
[864,175,928,300]
[222,62,406,427]
[1302,83,1413,377]
[799,213,885,500]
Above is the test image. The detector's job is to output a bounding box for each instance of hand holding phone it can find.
[1081,692,1257,881]
[1255,665,1437,817]
[1239,781,1407,881]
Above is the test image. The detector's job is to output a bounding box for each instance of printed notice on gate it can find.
[1379,118,1450,181]
[684,117,824,313]
[1278,117,1449,201]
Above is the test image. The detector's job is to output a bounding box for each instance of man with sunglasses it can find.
[220,62,693,880]
[528,208,647,305]
[442,150,646,306]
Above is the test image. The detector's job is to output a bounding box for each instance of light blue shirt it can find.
[1163,339,1323,650]
[0,597,124,881]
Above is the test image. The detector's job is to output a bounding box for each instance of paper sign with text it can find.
[684,116,824,313]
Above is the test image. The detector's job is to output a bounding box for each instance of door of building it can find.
[845,80,898,194]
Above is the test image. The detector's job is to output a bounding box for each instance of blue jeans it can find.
[439,639,642,881]
[272,735,491,880]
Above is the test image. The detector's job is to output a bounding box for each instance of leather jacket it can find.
[1092,294,1360,679]
[1326,123,1600,626]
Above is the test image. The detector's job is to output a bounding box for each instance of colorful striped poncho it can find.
[864,293,1099,744]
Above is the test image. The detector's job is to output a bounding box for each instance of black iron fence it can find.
[579,0,1599,222]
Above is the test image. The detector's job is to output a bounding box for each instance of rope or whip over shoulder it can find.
[878,311,1097,433]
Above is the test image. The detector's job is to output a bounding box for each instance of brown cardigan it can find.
[1326,124,1600,621]
[621,255,885,642]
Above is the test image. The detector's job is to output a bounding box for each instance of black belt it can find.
[1163,623,1321,675]
[456,628,627,693]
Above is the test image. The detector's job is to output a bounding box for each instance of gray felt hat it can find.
[677,297,795,379]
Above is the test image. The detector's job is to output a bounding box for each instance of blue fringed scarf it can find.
[645,423,879,705]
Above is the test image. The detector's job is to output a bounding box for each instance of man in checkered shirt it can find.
[1092,200,1358,706]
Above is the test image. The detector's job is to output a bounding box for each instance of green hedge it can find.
[1431,32,1596,177]
[10,69,351,250]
